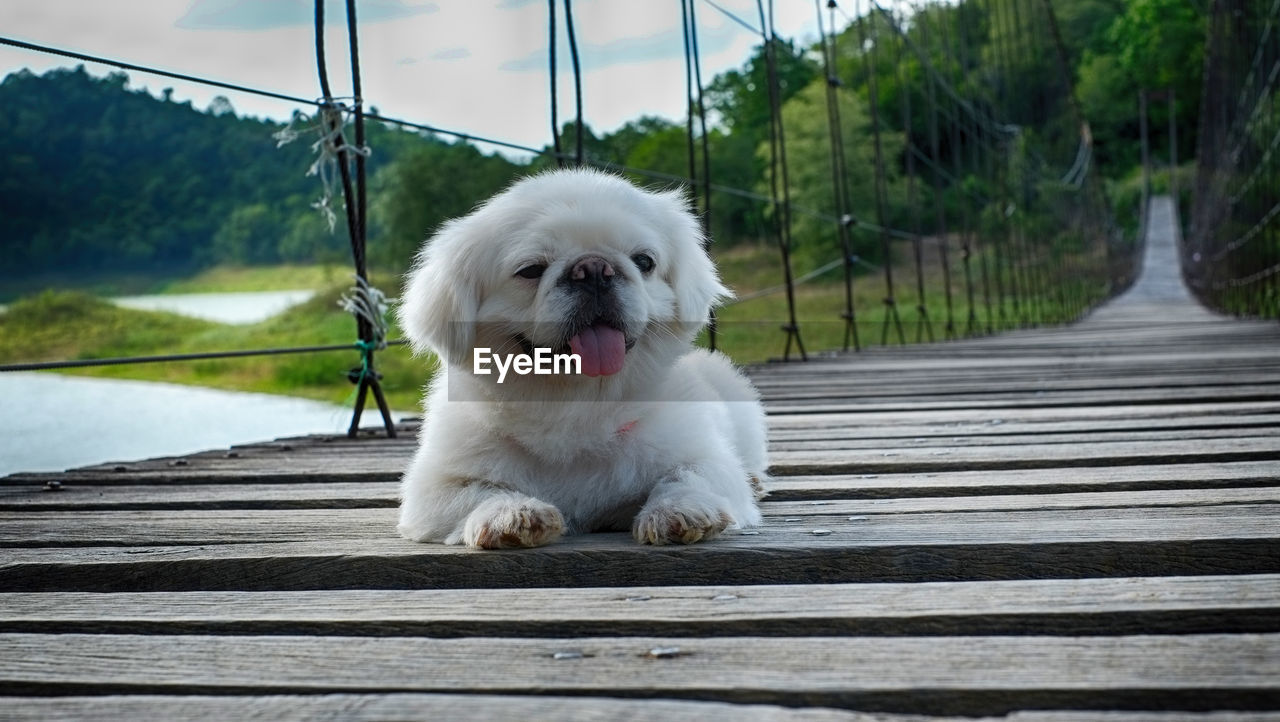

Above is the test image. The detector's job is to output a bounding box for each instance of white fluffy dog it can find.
[396,168,767,548]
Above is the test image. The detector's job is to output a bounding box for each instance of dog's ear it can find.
[653,190,732,328]
[398,219,480,367]
[672,246,732,326]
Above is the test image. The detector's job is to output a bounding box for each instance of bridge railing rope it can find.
[1187,0,1280,320]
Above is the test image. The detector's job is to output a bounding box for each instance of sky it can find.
[0,0,835,158]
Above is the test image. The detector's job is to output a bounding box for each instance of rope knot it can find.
[339,275,394,351]
[273,101,372,232]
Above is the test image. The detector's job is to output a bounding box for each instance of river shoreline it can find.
[0,372,408,476]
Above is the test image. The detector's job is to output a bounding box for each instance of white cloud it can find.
[176,0,439,31]
[0,0,823,156]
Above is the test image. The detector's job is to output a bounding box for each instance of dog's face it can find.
[399,169,730,384]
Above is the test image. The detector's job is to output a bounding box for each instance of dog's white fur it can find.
[396,169,767,548]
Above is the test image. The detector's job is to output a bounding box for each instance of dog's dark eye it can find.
[631,253,655,274]
[515,264,546,280]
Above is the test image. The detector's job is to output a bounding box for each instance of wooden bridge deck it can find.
[3,197,1280,720]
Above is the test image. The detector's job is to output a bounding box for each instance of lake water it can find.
[0,372,409,476]
[110,289,316,323]
[0,289,316,323]
[0,289,407,476]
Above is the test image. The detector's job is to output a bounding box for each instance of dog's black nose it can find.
[567,256,615,291]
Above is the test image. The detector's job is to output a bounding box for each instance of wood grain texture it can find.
[3,502,1278,548]
[2,575,1277,637]
[2,633,1277,715]
[767,436,1280,474]
[767,461,1280,499]
[0,695,885,722]
[6,478,1276,512]
[3,510,1279,592]
[5,697,1279,722]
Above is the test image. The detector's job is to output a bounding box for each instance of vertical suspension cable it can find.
[1013,0,1042,325]
[1004,0,1029,324]
[343,0,395,438]
[314,0,395,438]
[563,0,584,165]
[906,0,983,335]
[756,0,806,361]
[1022,0,1052,323]
[917,2,955,339]
[955,0,993,334]
[1042,0,1110,318]
[685,0,719,351]
[985,0,1013,328]
[893,6,932,343]
[816,0,860,351]
[680,0,699,189]
[548,0,563,167]
[856,0,906,345]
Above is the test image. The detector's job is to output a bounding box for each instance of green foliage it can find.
[703,39,820,246]
[1108,0,1204,94]
[706,38,819,136]
[0,66,513,278]
[1073,0,1204,172]
[369,139,523,269]
[766,78,906,267]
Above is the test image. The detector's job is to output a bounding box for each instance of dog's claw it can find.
[633,507,731,546]
[466,501,564,549]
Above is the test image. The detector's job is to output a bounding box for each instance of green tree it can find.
[369,139,521,270]
[210,204,279,264]
[766,78,906,267]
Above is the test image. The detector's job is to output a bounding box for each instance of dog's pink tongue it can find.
[569,324,626,377]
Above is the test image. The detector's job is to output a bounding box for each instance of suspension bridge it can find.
[2,0,1279,717]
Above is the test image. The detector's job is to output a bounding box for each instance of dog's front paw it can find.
[462,496,565,549]
[632,504,732,545]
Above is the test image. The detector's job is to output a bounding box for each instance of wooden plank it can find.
[764,385,1280,414]
[771,427,1280,451]
[6,461,1278,510]
[768,436,1280,474]
[2,575,1277,637]
[44,428,1280,474]
[2,698,1275,722]
[0,695,883,722]
[750,361,1280,381]
[763,487,1280,516]
[3,443,1275,491]
[765,402,1280,429]
[2,633,1277,715]
[0,465,405,487]
[3,483,1275,517]
[766,461,1280,499]
[0,482,401,510]
[754,374,1280,394]
[767,414,1280,441]
[3,507,1278,591]
[751,373,1280,399]
[6,405,1279,487]
[747,348,1280,375]
[2,502,1278,549]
